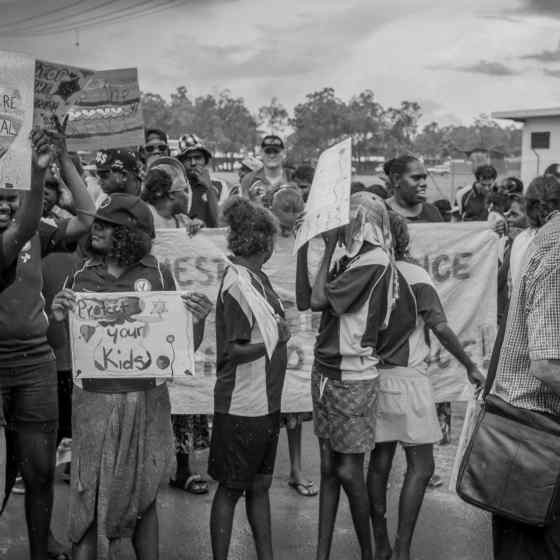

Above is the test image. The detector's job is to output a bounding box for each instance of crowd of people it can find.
[0,120,558,560]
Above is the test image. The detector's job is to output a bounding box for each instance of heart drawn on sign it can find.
[0,87,24,163]
[80,324,96,343]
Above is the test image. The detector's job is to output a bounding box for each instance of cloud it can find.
[434,60,519,76]
[544,68,560,78]
[517,0,560,17]
[521,41,560,61]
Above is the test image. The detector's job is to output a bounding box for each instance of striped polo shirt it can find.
[214,259,287,417]
[314,245,416,381]
[379,260,447,371]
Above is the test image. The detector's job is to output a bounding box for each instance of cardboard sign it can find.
[0,51,34,190]
[69,291,194,379]
[65,67,144,151]
[34,59,94,130]
[294,137,352,252]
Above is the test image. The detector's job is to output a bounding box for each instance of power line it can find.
[0,0,93,29]
[4,0,184,36]
[0,0,157,34]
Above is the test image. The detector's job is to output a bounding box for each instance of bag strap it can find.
[483,313,508,399]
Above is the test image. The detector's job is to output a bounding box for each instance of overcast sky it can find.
[1,0,560,125]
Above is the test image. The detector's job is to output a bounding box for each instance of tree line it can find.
[141,86,522,164]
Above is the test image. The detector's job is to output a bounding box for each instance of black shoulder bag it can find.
[456,318,560,526]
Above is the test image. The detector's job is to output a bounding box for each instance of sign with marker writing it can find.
[33,59,94,130]
[0,51,34,190]
[65,67,144,151]
[69,291,194,379]
[294,137,352,252]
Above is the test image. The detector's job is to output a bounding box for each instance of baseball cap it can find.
[95,149,140,175]
[83,193,155,238]
[177,134,212,162]
[261,135,284,152]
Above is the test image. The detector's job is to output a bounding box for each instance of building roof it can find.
[492,107,560,122]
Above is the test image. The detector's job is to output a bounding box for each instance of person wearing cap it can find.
[95,148,142,205]
[51,193,213,558]
[0,126,95,559]
[177,134,220,228]
[241,135,289,201]
[142,128,170,169]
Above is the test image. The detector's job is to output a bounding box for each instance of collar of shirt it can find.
[83,254,159,270]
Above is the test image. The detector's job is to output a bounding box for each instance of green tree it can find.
[141,92,171,132]
[347,89,384,162]
[258,97,289,135]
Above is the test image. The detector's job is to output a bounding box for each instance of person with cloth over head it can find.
[50,194,212,560]
[297,192,416,560]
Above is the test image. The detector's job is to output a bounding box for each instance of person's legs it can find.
[133,501,159,560]
[17,427,58,560]
[334,452,373,560]
[287,422,303,482]
[316,438,341,560]
[393,444,434,560]
[210,484,244,560]
[71,525,96,560]
[367,442,398,560]
[245,475,273,560]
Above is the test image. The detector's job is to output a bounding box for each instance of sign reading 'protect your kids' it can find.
[69,291,195,380]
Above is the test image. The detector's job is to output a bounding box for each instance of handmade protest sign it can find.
[0,51,34,190]
[34,59,94,130]
[65,67,144,151]
[294,137,352,252]
[69,291,194,379]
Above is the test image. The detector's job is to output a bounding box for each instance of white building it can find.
[492,107,560,187]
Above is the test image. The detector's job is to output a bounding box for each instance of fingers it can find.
[181,293,212,320]
[30,128,52,153]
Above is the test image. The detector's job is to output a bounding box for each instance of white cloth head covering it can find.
[346,192,398,328]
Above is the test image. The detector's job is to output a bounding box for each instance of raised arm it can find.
[310,230,338,311]
[1,129,51,266]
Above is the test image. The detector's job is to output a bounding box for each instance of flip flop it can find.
[288,480,318,497]
[170,474,209,495]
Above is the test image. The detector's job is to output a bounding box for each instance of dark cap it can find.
[261,135,284,151]
[95,149,139,175]
[85,194,155,238]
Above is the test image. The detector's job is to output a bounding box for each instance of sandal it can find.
[170,474,209,495]
[48,537,70,559]
[288,480,318,497]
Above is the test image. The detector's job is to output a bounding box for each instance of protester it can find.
[456,164,497,221]
[140,166,211,495]
[142,127,170,168]
[543,162,560,180]
[1,126,95,560]
[368,212,484,560]
[95,148,142,204]
[209,196,290,560]
[499,176,523,196]
[433,199,452,222]
[241,135,289,201]
[269,184,305,237]
[293,164,315,203]
[297,193,412,560]
[177,133,220,228]
[385,156,443,222]
[51,193,212,559]
[238,155,263,185]
[490,175,560,559]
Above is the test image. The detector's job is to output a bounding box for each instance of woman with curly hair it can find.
[50,194,212,560]
[209,197,290,560]
[368,212,484,560]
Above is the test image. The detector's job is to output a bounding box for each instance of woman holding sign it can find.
[51,193,212,560]
[209,197,290,560]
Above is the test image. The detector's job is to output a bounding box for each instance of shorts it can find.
[311,364,378,454]
[0,360,58,433]
[208,411,281,490]
[375,366,442,446]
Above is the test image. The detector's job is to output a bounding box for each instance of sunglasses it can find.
[145,143,168,154]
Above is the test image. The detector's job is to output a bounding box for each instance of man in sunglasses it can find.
[142,128,170,169]
[241,135,289,201]
[95,148,141,207]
